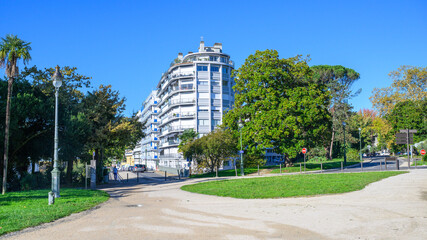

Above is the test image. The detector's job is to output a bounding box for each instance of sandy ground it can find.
[3,170,427,240]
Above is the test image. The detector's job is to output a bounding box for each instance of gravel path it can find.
[3,170,427,240]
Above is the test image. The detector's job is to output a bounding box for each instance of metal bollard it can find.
[379,160,382,171]
[48,191,55,205]
[258,165,260,175]
[280,164,282,175]
[137,172,139,183]
[127,173,129,182]
[321,163,323,173]
[300,163,302,173]
[341,162,343,172]
[396,160,400,170]
[165,171,167,181]
[385,158,387,170]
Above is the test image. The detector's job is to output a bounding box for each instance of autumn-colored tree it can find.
[371,66,427,116]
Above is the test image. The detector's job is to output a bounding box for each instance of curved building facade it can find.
[156,41,235,169]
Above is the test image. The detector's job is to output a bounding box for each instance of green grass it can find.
[412,160,427,166]
[181,171,406,199]
[0,188,109,236]
[269,159,360,173]
[190,159,360,178]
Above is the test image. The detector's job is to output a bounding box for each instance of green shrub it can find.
[307,146,327,162]
[20,172,49,191]
[347,148,360,161]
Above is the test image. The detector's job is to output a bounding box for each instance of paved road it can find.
[3,168,427,240]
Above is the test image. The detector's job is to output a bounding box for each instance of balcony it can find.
[159,112,196,126]
[160,125,195,137]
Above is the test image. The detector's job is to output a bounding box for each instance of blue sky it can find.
[1,0,426,116]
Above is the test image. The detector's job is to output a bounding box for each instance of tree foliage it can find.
[370,66,427,116]
[179,128,236,174]
[223,50,331,162]
[0,34,32,194]
[311,65,361,159]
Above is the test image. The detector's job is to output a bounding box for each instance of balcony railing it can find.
[159,112,196,126]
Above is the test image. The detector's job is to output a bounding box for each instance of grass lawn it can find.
[412,159,427,166]
[181,171,406,199]
[190,159,360,178]
[0,188,109,236]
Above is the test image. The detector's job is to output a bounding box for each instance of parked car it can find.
[133,164,146,172]
[127,165,134,171]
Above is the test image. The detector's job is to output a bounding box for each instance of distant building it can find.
[134,90,160,170]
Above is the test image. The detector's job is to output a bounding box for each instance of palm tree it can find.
[0,34,31,194]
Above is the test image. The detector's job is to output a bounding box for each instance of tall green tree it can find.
[386,99,427,153]
[311,65,361,160]
[21,65,92,184]
[82,85,144,182]
[223,50,331,164]
[0,35,31,194]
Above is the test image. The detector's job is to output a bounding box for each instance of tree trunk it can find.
[329,130,335,160]
[31,160,35,174]
[66,159,73,184]
[2,76,14,195]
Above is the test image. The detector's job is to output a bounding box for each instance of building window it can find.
[198,81,208,85]
[209,56,218,61]
[197,65,208,71]
[212,119,221,126]
[198,119,209,125]
[211,65,220,72]
[220,57,228,63]
[211,81,220,86]
[223,67,228,74]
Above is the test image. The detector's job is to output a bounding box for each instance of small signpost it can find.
[421,149,426,156]
[396,129,417,169]
[302,148,307,172]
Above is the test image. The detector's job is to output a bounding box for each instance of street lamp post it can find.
[342,122,347,164]
[359,127,362,170]
[238,118,244,176]
[51,65,63,199]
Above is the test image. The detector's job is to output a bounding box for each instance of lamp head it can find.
[238,118,243,128]
[52,65,63,88]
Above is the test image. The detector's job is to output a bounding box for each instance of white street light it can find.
[238,118,244,176]
[50,65,63,201]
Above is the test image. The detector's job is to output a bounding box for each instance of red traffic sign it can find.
[421,149,426,156]
[302,148,307,154]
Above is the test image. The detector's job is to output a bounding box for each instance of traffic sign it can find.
[395,133,414,144]
[400,129,417,133]
[239,150,244,154]
[302,148,307,154]
[421,149,426,156]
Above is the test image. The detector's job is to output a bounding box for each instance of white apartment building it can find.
[155,41,235,170]
[134,90,160,170]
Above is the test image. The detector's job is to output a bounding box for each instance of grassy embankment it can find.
[0,188,109,236]
[182,171,406,199]
[190,158,360,178]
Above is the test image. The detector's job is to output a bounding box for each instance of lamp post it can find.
[342,122,347,164]
[359,127,362,170]
[51,65,63,199]
[238,118,244,176]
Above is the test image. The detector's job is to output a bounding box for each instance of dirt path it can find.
[3,170,427,240]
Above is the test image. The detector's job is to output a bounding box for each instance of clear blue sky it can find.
[1,0,426,116]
